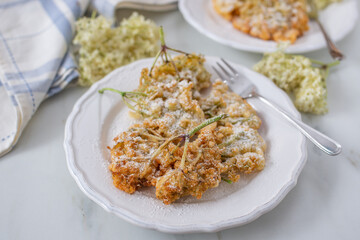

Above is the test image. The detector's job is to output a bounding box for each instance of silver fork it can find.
[213,58,342,156]
[307,0,344,61]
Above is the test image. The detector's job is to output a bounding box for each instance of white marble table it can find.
[1,8,360,240]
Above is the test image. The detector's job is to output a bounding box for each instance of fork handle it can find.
[316,19,344,61]
[254,92,342,156]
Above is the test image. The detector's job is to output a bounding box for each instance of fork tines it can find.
[212,58,239,82]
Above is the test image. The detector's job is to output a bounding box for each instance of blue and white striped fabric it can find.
[0,0,90,156]
[0,0,168,156]
[92,0,117,18]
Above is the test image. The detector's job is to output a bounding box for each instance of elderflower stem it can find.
[179,137,189,170]
[309,59,340,80]
[159,26,166,46]
[98,88,147,97]
[166,50,181,79]
[170,141,182,155]
[149,27,191,77]
[310,59,340,69]
[310,59,327,66]
[326,60,340,68]
[188,114,228,137]
[159,27,169,62]
[99,88,148,116]
[149,49,162,77]
[122,96,138,112]
[91,10,97,19]
[179,114,228,170]
[151,135,179,160]
[166,47,190,55]
[221,177,232,184]
[151,114,228,166]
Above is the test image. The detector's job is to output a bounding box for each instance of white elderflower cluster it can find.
[254,50,333,114]
[73,12,160,86]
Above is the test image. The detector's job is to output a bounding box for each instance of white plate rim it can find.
[178,0,358,54]
[126,0,177,4]
[64,57,307,233]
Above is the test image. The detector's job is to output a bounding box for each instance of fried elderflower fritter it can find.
[212,0,309,43]
[103,28,266,204]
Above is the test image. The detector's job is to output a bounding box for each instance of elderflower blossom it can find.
[253,50,328,114]
[73,12,160,86]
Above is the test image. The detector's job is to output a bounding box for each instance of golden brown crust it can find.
[108,55,266,204]
[213,0,309,43]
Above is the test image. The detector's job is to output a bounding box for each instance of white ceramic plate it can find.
[111,0,177,6]
[135,0,177,4]
[64,57,307,233]
[179,0,358,53]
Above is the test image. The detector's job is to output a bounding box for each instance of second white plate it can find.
[64,56,307,233]
[179,0,358,53]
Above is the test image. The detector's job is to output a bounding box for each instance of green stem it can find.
[309,59,340,80]
[194,150,202,164]
[147,128,162,138]
[188,114,228,138]
[148,27,191,77]
[179,137,189,170]
[159,26,166,47]
[164,51,169,62]
[326,60,340,68]
[167,51,180,79]
[122,96,138,112]
[149,50,162,77]
[166,47,190,55]
[151,114,228,164]
[140,132,164,141]
[91,10,97,19]
[170,141,182,155]
[323,68,330,80]
[151,135,179,160]
[125,97,140,104]
[99,88,149,116]
[221,177,232,184]
[310,59,340,69]
[179,114,228,170]
[98,88,147,97]
[310,59,327,66]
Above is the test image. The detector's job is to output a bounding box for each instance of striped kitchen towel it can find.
[0,0,176,157]
[0,0,89,157]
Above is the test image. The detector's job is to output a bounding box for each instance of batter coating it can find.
[108,54,266,204]
[212,0,309,43]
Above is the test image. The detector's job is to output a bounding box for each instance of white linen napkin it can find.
[0,0,89,157]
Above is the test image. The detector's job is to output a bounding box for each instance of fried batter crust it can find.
[108,55,266,204]
[212,0,309,43]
